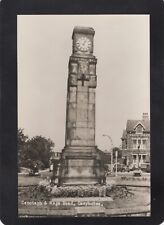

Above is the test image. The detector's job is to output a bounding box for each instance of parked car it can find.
[129,165,138,171]
[140,163,150,173]
[49,164,53,172]
[29,165,40,176]
[133,169,142,177]
[29,170,40,176]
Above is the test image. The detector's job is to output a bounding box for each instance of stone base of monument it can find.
[57,146,104,186]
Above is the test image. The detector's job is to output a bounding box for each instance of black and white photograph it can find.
[17,15,150,217]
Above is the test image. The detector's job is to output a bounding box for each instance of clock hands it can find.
[76,37,91,52]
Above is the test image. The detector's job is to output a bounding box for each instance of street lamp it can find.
[115,149,118,177]
[102,134,113,173]
[137,144,140,169]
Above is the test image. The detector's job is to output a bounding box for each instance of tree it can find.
[18,129,55,171]
[18,128,29,171]
[27,136,54,169]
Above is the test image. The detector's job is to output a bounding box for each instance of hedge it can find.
[38,180,113,197]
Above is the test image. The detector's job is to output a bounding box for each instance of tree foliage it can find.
[18,128,28,171]
[27,136,54,169]
[18,129,55,171]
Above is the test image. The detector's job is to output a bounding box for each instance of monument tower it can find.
[59,26,103,185]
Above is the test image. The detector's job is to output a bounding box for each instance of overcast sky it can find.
[18,15,150,151]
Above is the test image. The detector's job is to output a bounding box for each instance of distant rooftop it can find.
[126,119,150,132]
[123,113,150,134]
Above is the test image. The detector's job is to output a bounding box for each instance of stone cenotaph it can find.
[58,27,103,185]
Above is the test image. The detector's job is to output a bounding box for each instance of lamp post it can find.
[115,150,118,177]
[102,134,113,173]
[137,144,140,169]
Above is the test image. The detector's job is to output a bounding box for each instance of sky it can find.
[17,15,150,152]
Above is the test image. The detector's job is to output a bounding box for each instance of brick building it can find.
[121,113,150,169]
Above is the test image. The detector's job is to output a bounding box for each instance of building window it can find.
[135,124,143,134]
[138,139,141,147]
[133,139,137,149]
[143,155,146,162]
[133,154,137,163]
[142,140,146,144]
[142,139,146,149]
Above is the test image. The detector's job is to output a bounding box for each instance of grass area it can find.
[18,172,150,187]
[18,171,53,186]
[107,173,150,187]
[18,175,42,186]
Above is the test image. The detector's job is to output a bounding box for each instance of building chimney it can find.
[142,113,149,120]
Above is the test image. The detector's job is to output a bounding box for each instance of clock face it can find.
[76,37,91,52]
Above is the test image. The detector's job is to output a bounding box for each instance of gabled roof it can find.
[133,122,145,130]
[126,119,150,132]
